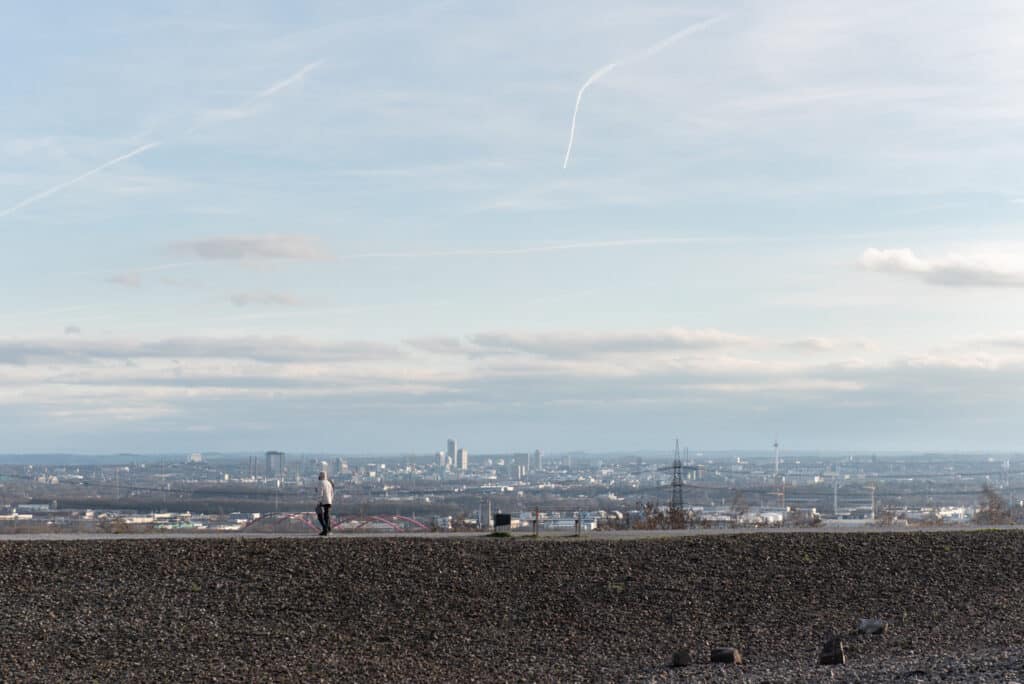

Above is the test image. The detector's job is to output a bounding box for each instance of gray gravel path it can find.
[1,530,1022,682]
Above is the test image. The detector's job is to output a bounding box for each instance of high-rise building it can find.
[533,449,543,471]
[513,452,530,472]
[446,439,457,469]
[437,451,446,470]
[265,451,286,478]
[457,448,469,471]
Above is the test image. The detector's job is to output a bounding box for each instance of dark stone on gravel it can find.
[711,647,743,664]
[857,618,889,635]
[819,634,846,665]
[670,648,693,667]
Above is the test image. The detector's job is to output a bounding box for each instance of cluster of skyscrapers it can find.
[437,440,544,479]
[440,439,469,472]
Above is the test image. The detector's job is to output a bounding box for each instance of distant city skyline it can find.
[4,2,1024,452]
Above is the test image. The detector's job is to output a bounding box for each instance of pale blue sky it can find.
[3,1,1024,453]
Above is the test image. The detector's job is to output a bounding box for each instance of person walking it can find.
[315,469,334,536]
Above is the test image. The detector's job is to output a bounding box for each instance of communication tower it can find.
[671,438,684,511]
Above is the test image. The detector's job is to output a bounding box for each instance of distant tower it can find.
[773,437,780,477]
[480,498,492,530]
[833,464,841,515]
[446,439,457,469]
[671,439,684,512]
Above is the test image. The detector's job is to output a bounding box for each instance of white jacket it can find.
[316,478,334,506]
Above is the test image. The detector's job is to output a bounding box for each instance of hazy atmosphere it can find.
[4,1,1024,453]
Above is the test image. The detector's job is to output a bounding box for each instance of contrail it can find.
[0,143,160,219]
[67,260,204,279]
[2,59,323,220]
[335,237,722,261]
[562,63,618,169]
[258,60,323,98]
[562,15,727,169]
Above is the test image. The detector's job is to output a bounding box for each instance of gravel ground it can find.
[1,530,1023,682]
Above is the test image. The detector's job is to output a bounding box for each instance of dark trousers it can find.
[316,503,332,534]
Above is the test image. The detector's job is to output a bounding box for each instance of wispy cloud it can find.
[71,261,203,279]
[784,337,838,352]
[969,332,1024,348]
[0,336,402,365]
[468,327,751,359]
[169,234,330,261]
[334,237,716,261]
[860,247,1024,288]
[106,272,143,288]
[229,291,303,307]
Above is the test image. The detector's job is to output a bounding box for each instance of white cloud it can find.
[169,234,331,261]
[859,247,1024,287]
[403,336,470,356]
[333,238,719,261]
[784,337,838,352]
[965,332,1024,349]
[0,336,402,365]
[229,292,303,307]
[468,327,752,358]
[4,326,1024,448]
[107,272,143,288]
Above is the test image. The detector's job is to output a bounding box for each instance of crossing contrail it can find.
[1,60,323,220]
[562,63,618,169]
[0,143,160,219]
[562,15,727,169]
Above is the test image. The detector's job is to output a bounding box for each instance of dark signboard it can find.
[494,513,512,531]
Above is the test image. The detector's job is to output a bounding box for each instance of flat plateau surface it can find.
[1,530,1023,682]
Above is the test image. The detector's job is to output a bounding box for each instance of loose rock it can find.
[711,647,743,664]
[819,634,846,666]
[858,618,889,635]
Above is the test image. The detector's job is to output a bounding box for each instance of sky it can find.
[3,1,1024,454]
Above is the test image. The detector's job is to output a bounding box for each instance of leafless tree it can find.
[975,484,1014,525]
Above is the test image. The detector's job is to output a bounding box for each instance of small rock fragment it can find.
[670,649,692,667]
[819,635,846,666]
[857,618,888,635]
[710,647,743,664]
